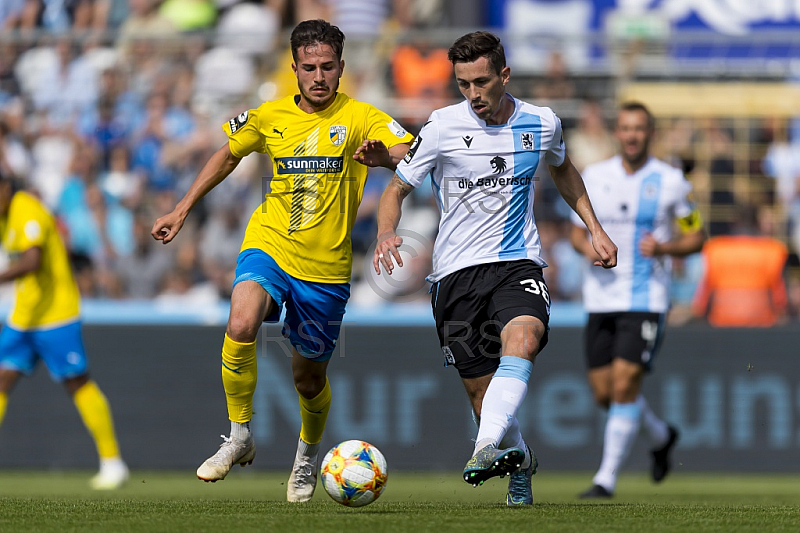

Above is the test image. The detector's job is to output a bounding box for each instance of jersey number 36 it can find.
[520,279,550,305]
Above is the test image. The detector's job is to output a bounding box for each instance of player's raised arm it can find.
[549,153,617,268]
[374,174,415,275]
[151,143,241,244]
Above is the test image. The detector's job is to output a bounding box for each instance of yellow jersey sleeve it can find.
[363,104,414,148]
[222,106,268,159]
[7,194,47,252]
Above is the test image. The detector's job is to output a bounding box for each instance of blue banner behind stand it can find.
[500,0,800,71]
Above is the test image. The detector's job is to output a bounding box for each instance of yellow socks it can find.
[0,392,7,426]
[73,381,121,459]
[222,333,257,423]
[298,377,331,445]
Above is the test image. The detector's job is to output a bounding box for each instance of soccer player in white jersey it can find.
[373,31,617,506]
[570,102,705,499]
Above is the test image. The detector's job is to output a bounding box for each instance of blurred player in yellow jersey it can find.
[152,19,412,502]
[0,175,128,490]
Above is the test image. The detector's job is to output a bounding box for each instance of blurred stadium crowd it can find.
[1,0,799,324]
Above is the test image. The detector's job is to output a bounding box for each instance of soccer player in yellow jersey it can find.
[151,19,412,502]
[0,176,128,490]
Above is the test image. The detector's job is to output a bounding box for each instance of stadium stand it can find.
[0,1,798,326]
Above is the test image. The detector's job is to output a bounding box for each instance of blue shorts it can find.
[0,321,89,382]
[233,249,350,361]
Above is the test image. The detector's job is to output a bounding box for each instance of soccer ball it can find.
[320,440,388,507]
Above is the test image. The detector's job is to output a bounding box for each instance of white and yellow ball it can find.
[320,440,388,507]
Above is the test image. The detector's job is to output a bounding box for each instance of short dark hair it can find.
[619,101,655,129]
[0,171,19,194]
[290,19,345,62]
[447,31,506,75]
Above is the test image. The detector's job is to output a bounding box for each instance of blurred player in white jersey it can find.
[374,31,617,506]
[570,102,705,498]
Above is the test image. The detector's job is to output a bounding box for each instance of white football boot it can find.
[196,434,256,482]
[287,439,319,502]
[91,458,129,490]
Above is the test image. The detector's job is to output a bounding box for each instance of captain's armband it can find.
[677,209,703,233]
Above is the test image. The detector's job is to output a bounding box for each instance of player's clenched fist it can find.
[592,229,618,268]
[151,211,186,245]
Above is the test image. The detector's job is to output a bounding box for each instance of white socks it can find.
[474,356,532,455]
[231,421,251,441]
[98,456,127,472]
[498,414,531,469]
[473,406,532,470]
[593,402,641,492]
[637,394,670,446]
[297,438,320,458]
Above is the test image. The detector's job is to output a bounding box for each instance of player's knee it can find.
[294,372,326,399]
[593,391,611,408]
[612,381,639,403]
[505,331,541,359]
[502,319,545,359]
[522,335,541,359]
[0,369,21,393]
[226,314,260,343]
[64,374,90,396]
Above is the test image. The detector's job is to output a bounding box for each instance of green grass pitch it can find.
[0,471,798,532]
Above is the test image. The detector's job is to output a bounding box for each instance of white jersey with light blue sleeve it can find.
[571,156,696,313]
[395,95,566,282]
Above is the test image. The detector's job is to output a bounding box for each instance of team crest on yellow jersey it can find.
[330,125,347,146]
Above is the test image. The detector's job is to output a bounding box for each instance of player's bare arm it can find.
[570,224,602,263]
[373,174,415,275]
[549,154,617,268]
[353,140,410,170]
[0,246,42,283]
[151,143,242,244]
[639,224,706,258]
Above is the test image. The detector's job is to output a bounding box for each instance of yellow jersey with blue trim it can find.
[0,191,80,329]
[224,93,413,283]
